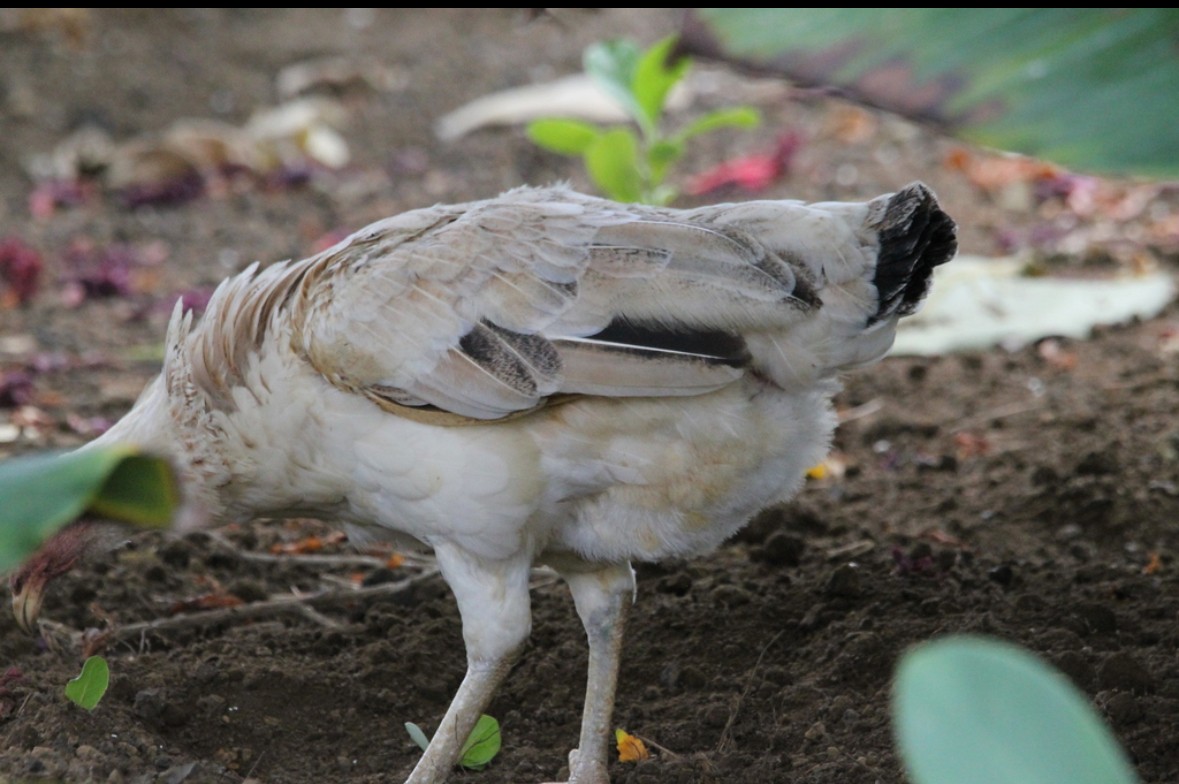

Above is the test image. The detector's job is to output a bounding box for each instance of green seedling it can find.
[893,635,1139,784]
[528,35,759,206]
[405,713,501,771]
[65,655,110,711]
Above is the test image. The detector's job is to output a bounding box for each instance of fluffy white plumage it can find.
[13,183,955,783]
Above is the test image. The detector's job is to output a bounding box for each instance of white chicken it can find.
[10,182,955,783]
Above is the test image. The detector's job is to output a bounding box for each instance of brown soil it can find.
[1,9,1178,784]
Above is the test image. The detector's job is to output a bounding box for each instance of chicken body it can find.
[11,183,955,783]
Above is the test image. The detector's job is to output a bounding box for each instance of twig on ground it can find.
[635,733,680,758]
[949,399,1042,431]
[716,630,784,753]
[38,546,569,656]
[95,568,442,648]
[204,530,435,569]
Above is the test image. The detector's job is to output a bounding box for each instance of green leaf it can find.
[459,714,502,770]
[632,35,691,130]
[0,447,179,572]
[893,635,1139,784]
[584,129,643,203]
[646,139,684,187]
[683,9,1179,177]
[65,655,110,711]
[675,107,761,143]
[527,119,603,156]
[404,715,501,770]
[404,721,430,753]
[584,39,645,128]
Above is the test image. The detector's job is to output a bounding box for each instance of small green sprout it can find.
[65,655,110,711]
[405,713,502,771]
[528,35,760,206]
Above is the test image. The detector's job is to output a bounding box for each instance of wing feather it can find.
[286,184,946,422]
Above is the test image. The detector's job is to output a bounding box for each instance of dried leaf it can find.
[270,530,347,555]
[276,56,404,100]
[435,73,691,142]
[61,240,150,303]
[824,105,878,145]
[82,628,115,658]
[944,148,1062,193]
[1143,552,1163,576]
[953,431,992,460]
[246,98,351,170]
[922,529,966,548]
[108,142,206,208]
[615,729,650,763]
[162,119,258,174]
[28,179,96,220]
[807,453,847,481]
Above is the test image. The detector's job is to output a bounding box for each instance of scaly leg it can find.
[406,545,533,784]
[552,562,635,784]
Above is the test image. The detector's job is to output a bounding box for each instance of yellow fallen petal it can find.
[615,728,650,763]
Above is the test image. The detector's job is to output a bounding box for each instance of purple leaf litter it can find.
[0,238,43,305]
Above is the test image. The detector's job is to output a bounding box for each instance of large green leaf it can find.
[682,9,1179,177]
[0,446,178,572]
[894,635,1139,784]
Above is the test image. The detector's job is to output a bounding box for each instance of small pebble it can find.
[825,563,862,598]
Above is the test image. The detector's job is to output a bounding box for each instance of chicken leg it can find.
[406,545,533,784]
[549,563,635,784]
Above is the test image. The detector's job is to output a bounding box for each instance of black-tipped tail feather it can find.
[870,183,957,324]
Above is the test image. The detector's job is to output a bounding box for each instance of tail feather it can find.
[870,182,957,324]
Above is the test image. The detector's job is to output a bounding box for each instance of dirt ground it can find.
[0,9,1177,784]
